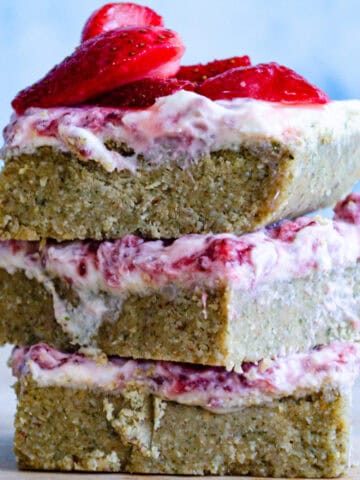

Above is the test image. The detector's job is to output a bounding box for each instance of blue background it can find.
[1,0,360,130]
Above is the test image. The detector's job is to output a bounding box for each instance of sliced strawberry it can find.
[12,26,185,114]
[198,62,330,104]
[81,2,164,42]
[176,56,251,83]
[87,78,195,108]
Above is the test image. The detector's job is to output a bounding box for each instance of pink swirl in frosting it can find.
[12,341,360,413]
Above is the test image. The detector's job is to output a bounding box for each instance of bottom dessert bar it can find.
[11,343,359,477]
[14,382,349,477]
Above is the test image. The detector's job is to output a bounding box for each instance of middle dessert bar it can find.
[1,193,360,368]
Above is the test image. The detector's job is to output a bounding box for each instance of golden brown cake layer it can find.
[1,267,360,367]
[3,95,360,240]
[14,375,350,476]
[2,195,360,367]
[0,139,359,240]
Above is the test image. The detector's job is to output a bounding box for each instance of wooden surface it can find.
[0,343,359,480]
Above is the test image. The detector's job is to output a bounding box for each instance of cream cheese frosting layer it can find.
[1,193,360,345]
[12,342,360,413]
[3,91,360,172]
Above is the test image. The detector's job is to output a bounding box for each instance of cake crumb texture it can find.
[14,379,349,477]
[1,134,359,240]
[1,267,360,366]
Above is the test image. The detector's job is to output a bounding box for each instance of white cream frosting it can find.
[3,91,360,172]
[12,342,360,413]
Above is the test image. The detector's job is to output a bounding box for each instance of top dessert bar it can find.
[3,9,360,240]
[1,93,360,240]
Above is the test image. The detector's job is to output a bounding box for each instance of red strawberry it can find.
[176,55,251,83]
[87,78,195,108]
[81,2,164,42]
[12,26,185,114]
[198,62,330,104]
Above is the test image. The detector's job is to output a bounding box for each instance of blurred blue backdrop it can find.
[1,0,360,129]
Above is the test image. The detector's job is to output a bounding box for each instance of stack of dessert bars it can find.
[1,94,360,477]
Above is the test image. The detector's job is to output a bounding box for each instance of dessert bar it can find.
[1,193,360,368]
[1,95,360,240]
[3,1,360,476]
[12,342,357,476]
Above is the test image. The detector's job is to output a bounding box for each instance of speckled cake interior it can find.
[3,9,360,475]
[12,343,353,477]
[1,195,360,368]
[1,267,360,367]
[2,95,360,241]
[14,381,350,477]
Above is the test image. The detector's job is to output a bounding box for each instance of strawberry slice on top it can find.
[197,62,330,104]
[12,26,185,114]
[81,2,164,42]
[176,56,251,84]
[87,78,195,108]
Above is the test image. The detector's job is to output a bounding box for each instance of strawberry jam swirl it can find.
[1,193,360,346]
[12,342,360,413]
[3,91,360,172]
